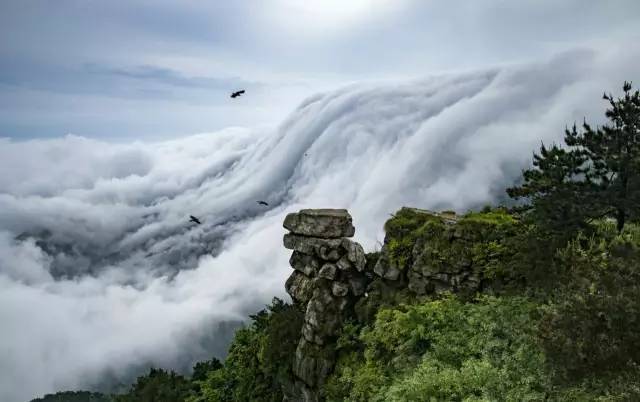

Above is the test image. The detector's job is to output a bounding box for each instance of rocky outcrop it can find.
[281,207,517,401]
[373,207,518,296]
[282,209,365,402]
[283,209,355,239]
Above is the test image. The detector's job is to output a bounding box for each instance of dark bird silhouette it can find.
[257,201,269,206]
[189,215,202,225]
[230,90,245,98]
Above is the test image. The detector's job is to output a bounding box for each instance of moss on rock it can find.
[375,207,522,296]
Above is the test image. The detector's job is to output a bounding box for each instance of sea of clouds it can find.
[1,46,638,402]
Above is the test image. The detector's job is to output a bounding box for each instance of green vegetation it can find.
[384,208,444,269]
[36,83,640,401]
[327,217,640,401]
[460,209,516,225]
[508,82,640,233]
[32,299,302,402]
[326,296,549,401]
[189,298,303,402]
[31,391,112,402]
[112,368,193,402]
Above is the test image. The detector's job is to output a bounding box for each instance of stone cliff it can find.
[281,207,518,402]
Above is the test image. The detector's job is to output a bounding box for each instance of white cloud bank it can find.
[1,46,639,402]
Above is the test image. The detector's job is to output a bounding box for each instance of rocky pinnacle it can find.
[282,209,365,402]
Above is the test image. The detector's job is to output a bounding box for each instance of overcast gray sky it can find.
[1,0,640,140]
[3,3,640,401]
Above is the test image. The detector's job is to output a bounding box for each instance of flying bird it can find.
[257,201,269,206]
[230,90,245,98]
[189,215,202,225]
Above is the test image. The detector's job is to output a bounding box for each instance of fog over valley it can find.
[1,44,639,402]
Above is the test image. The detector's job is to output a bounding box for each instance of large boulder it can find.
[283,234,344,261]
[284,209,355,238]
[286,272,315,304]
[290,251,321,277]
[342,238,366,271]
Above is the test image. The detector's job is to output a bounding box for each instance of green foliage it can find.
[386,236,414,268]
[384,208,443,237]
[364,251,381,271]
[539,228,640,382]
[112,368,193,402]
[202,326,274,402]
[354,278,424,324]
[35,299,304,402]
[383,208,444,269]
[508,82,640,233]
[330,292,640,401]
[192,358,223,382]
[507,140,594,233]
[31,391,112,402]
[327,296,550,401]
[460,209,516,226]
[192,298,304,402]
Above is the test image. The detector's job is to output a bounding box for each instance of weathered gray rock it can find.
[284,209,355,238]
[342,238,366,271]
[406,239,485,295]
[283,234,343,261]
[294,339,335,387]
[285,272,315,304]
[283,379,318,402]
[289,251,320,277]
[310,284,335,308]
[374,257,402,281]
[318,263,337,280]
[336,255,351,271]
[433,280,450,293]
[331,282,349,297]
[384,267,401,281]
[407,270,429,295]
[318,245,341,261]
[303,287,348,341]
[302,322,325,345]
[283,209,370,401]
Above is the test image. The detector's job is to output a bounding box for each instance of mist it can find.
[1,46,639,402]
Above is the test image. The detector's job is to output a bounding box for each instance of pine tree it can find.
[508,82,640,232]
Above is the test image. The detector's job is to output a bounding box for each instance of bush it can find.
[327,296,550,401]
[112,368,192,402]
[539,228,640,382]
[192,298,304,402]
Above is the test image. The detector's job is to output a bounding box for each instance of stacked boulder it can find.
[282,209,366,402]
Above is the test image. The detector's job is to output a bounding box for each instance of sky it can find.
[1,0,640,140]
[2,2,640,402]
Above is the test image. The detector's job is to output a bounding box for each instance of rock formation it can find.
[282,209,365,402]
[281,207,517,401]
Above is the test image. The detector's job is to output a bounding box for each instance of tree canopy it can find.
[508,82,640,232]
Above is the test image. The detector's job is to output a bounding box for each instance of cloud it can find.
[84,64,257,91]
[1,46,639,402]
[2,1,640,139]
[0,60,257,99]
